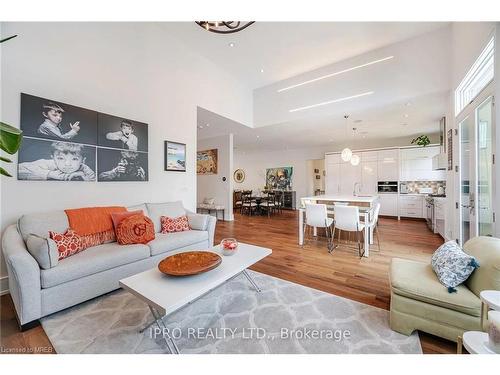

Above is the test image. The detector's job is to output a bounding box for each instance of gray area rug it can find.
[41,270,421,354]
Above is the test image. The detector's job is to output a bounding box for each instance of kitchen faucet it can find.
[353,182,361,196]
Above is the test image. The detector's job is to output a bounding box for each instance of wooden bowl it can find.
[158,251,222,276]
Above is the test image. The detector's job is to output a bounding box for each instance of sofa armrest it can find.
[2,224,42,325]
[186,210,217,246]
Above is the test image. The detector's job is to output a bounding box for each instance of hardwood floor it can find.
[0,210,456,354]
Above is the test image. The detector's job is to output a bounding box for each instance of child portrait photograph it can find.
[97,148,148,182]
[97,113,148,152]
[17,138,96,181]
[20,93,98,145]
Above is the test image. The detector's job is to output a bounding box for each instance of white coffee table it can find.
[119,242,272,354]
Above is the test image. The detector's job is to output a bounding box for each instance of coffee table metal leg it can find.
[148,305,180,354]
[242,269,261,292]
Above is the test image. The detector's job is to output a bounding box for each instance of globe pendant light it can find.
[350,154,360,166]
[341,114,352,161]
[341,147,352,162]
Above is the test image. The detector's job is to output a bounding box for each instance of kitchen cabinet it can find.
[399,195,424,218]
[325,155,341,194]
[377,149,399,181]
[360,160,378,195]
[400,146,446,181]
[340,161,361,195]
[378,194,398,216]
[434,197,446,239]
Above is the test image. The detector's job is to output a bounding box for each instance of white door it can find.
[361,161,377,195]
[458,94,494,245]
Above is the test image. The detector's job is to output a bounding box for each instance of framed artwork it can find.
[165,141,186,172]
[197,149,218,175]
[447,129,453,171]
[234,169,245,183]
[97,148,148,182]
[316,175,321,180]
[18,93,149,182]
[314,168,319,173]
[266,166,293,190]
[17,138,96,181]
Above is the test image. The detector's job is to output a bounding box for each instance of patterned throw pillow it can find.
[160,215,191,233]
[49,229,84,260]
[116,214,155,245]
[111,210,143,230]
[431,240,480,293]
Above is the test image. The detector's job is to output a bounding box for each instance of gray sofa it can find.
[2,201,217,329]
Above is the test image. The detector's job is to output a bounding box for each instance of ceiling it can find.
[167,22,449,90]
[192,22,453,152]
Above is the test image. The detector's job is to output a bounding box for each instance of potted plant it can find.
[0,35,23,177]
[411,135,431,147]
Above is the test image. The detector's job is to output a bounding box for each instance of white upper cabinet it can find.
[360,160,378,195]
[325,162,341,194]
[340,161,361,195]
[400,146,446,181]
[377,149,399,181]
[325,153,341,165]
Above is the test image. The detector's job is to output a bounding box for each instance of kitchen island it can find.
[299,195,380,257]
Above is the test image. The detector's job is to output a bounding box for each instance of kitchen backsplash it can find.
[405,181,446,194]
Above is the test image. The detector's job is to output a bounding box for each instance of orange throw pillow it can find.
[116,214,155,245]
[111,210,143,230]
[160,215,190,233]
[49,229,84,260]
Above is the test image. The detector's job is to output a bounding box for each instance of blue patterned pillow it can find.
[431,241,480,293]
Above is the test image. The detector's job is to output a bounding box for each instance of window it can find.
[455,36,495,116]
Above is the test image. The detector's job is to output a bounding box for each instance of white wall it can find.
[0,22,252,279]
[197,134,234,221]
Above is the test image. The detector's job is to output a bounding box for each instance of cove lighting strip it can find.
[277,56,394,93]
[289,91,374,113]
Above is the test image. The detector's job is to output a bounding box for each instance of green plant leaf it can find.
[0,122,23,154]
[0,35,18,44]
[0,156,12,163]
[0,166,12,177]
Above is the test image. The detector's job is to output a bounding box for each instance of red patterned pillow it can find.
[116,214,155,245]
[160,215,191,233]
[49,229,84,260]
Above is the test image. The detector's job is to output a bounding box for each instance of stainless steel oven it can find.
[377,181,398,194]
[425,196,434,230]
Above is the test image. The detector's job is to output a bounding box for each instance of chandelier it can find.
[195,21,255,34]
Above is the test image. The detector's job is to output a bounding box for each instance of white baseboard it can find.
[0,276,9,296]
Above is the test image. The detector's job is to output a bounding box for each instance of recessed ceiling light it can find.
[277,56,394,93]
[206,123,210,127]
[198,125,203,129]
[406,102,412,106]
[260,68,265,73]
[228,42,235,47]
[289,91,374,113]
[256,135,260,138]
[404,114,409,118]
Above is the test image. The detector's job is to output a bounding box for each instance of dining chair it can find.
[241,191,257,215]
[303,203,334,252]
[365,202,381,252]
[260,191,276,217]
[332,205,365,257]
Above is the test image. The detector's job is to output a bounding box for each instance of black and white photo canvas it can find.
[20,93,98,145]
[18,137,96,181]
[97,148,148,182]
[97,113,148,152]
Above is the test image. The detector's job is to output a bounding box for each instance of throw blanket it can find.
[65,206,126,248]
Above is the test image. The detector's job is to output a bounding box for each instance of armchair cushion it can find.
[391,258,481,317]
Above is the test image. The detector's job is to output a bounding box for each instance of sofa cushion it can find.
[160,215,190,233]
[390,258,481,317]
[41,242,150,288]
[18,210,69,241]
[187,213,208,231]
[147,230,209,256]
[127,203,149,216]
[431,241,479,292]
[26,234,59,269]
[464,236,500,297]
[146,201,186,233]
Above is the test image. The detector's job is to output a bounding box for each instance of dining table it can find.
[298,195,380,257]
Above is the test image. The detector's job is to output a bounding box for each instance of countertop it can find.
[300,195,379,203]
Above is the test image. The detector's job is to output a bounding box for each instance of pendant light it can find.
[350,154,360,166]
[341,114,352,162]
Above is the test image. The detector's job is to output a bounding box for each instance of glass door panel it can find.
[477,97,494,237]
[459,115,474,244]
